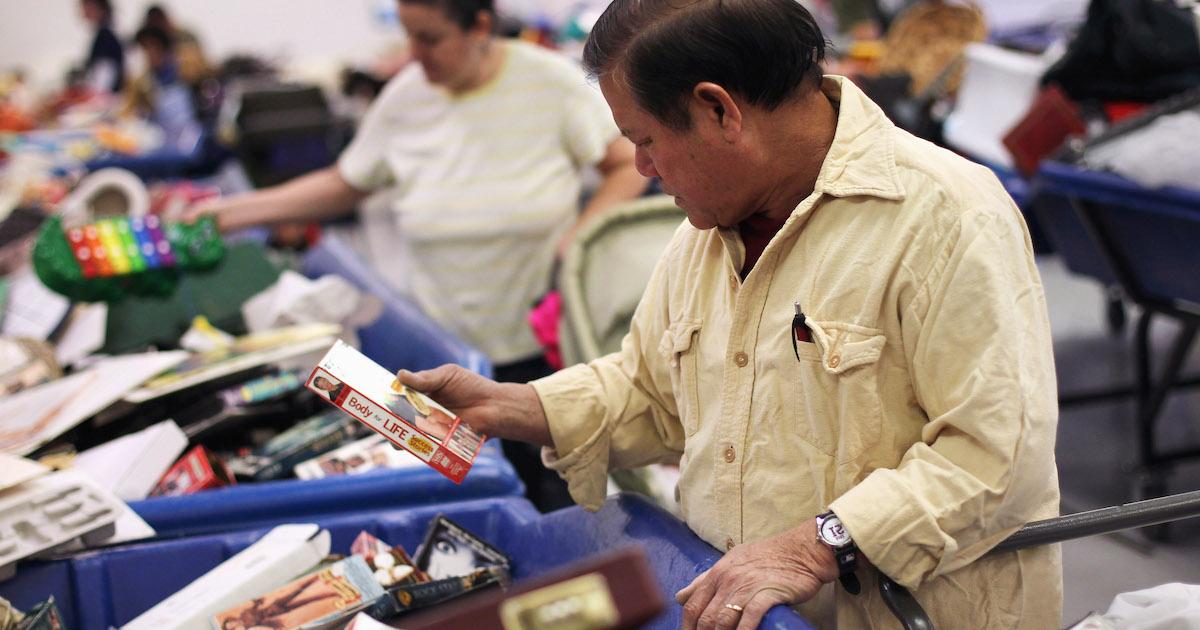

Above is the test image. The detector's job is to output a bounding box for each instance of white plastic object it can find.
[0,471,124,581]
[59,168,150,227]
[943,42,1048,167]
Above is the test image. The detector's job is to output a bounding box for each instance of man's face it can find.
[398,3,487,91]
[600,75,748,230]
[140,41,167,70]
[80,1,103,24]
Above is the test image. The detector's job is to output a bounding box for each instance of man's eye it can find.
[637,139,653,147]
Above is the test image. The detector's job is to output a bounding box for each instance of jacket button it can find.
[734,352,748,367]
[724,445,736,463]
[828,354,841,368]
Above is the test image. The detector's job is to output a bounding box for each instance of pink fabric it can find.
[528,290,564,370]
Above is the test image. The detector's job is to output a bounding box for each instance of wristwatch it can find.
[816,511,861,595]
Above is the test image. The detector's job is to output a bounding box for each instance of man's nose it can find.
[635,148,658,178]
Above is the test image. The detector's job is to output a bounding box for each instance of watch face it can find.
[819,516,852,547]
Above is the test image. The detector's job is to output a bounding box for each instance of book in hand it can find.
[307,341,485,484]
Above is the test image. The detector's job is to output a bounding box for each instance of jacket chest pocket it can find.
[791,321,886,463]
[659,320,703,437]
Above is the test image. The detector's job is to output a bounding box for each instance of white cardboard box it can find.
[73,420,188,501]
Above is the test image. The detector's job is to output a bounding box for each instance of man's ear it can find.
[691,82,742,141]
[471,10,494,37]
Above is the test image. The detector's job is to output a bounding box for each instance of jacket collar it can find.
[812,75,906,202]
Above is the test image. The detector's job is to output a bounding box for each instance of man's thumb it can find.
[395,366,450,392]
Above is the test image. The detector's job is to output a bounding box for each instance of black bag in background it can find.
[1043,0,1200,103]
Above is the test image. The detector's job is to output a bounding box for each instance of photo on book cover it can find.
[211,557,381,630]
[414,515,511,581]
[310,373,347,404]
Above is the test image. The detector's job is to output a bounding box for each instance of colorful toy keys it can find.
[33,214,225,302]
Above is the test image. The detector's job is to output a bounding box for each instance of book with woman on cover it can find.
[306,341,484,483]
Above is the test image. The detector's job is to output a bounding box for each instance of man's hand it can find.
[676,520,838,630]
[396,365,554,447]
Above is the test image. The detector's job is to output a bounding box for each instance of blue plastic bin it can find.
[301,234,493,378]
[1032,161,1200,501]
[1030,163,1120,285]
[983,160,1032,210]
[128,440,523,539]
[520,494,816,629]
[0,495,815,630]
[1035,161,1200,304]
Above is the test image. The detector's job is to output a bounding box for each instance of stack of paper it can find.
[0,351,188,456]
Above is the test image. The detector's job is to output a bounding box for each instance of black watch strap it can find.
[835,551,862,595]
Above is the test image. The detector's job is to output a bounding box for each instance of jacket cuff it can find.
[829,469,942,589]
[531,366,613,511]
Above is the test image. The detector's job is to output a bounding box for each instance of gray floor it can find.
[1039,256,1200,625]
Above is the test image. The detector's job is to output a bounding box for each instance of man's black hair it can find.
[134,25,174,52]
[396,0,495,31]
[583,0,827,130]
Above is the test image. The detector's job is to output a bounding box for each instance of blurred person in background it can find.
[186,0,647,510]
[79,0,125,93]
[141,5,213,92]
[122,26,202,150]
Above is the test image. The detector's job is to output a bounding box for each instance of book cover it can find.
[227,410,367,482]
[414,515,511,581]
[306,341,484,484]
[293,434,422,481]
[210,556,383,630]
[150,445,235,497]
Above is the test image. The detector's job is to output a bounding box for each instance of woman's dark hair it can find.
[134,25,174,52]
[144,5,168,27]
[583,0,827,130]
[396,0,495,31]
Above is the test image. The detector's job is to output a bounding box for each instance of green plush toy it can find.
[32,214,225,302]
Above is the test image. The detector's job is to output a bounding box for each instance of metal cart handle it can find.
[879,577,933,630]
[876,489,1200,629]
